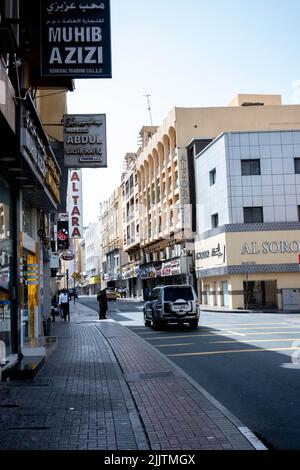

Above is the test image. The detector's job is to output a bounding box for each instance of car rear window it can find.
[164,287,194,302]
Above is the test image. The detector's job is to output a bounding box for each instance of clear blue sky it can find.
[67,0,300,225]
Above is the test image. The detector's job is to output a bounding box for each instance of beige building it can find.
[101,187,128,288]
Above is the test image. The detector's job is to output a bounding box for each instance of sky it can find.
[67,0,300,226]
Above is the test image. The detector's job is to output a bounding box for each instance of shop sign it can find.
[196,243,225,260]
[50,252,60,269]
[41,0,112,78]
[60,250,74,261]
[67,169,83,238]
[57,220,69,250]
[64,114,107,168]
[241,240,300,255]
[20,95,48,180]
[45,149,61,203]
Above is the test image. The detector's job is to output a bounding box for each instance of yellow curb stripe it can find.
[143,331,300,341]
[167,347,298,357]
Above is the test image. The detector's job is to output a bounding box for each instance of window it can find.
[241,159,260,175]
[209,168,216,186]
[294,158,300,174]
[211,213,219,228]
[164,287,193,302]
[243,207,263,223]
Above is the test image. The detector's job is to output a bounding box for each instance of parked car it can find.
[106,288,117,301]
[143,285,200,330]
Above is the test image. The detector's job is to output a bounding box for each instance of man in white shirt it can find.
[58,289,70,322]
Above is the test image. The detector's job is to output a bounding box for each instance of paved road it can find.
[78,296,144,325]
[78,297,300,449]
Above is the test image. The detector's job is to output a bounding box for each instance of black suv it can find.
[143,285,200,330]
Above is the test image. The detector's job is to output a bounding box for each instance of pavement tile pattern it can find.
[0,302,255,450]
[97,322,254,450]
[0,322,147,450]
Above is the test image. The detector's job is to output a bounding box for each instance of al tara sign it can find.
[64,114,107,168]
[40,0,112,78]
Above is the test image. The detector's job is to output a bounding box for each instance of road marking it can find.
[143,334,216,340]
[208,338,300,344]
[156,343,194,348]
[226,331,246,336]
[200,322,286,327]
[214,325,300,331]
[142,330,300,341]
[167,347,298,357]
[113,309,121,312]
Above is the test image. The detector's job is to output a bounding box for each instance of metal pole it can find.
[74,275,76,304]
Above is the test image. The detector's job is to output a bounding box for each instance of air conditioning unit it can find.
[181,248,187,256]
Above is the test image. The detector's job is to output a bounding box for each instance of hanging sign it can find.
[57,220,69,250]
[63,114,107,168]
[40,0,112,78]
[68,169,83,238]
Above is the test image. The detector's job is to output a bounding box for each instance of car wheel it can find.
[144,312,151,327]
[152,313,162,331]
[189,319,199,329]
[114,298,117,301]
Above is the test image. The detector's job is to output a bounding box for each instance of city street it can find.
[78,297,300,449]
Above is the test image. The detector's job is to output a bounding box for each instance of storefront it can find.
[0,177,14,359]
[139,256,193,294]
[196,230,300,310]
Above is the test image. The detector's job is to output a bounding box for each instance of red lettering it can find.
[72,195,79,204]
[72,227,81,237]
[71,172,80,182]
[71,206,81,216]
[72,182,78,192]
[72,216,79,227]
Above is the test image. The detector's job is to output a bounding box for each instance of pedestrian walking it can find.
[58,289,70,322]
[97,289,108,320]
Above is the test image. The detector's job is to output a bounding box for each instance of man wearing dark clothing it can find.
[97,289,108,319]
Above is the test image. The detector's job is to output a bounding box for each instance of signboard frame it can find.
[40,0,112,79]
[64,114,107,168]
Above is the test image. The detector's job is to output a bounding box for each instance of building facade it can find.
[84,222,102,295]
[101,188,128,290]
[195,130,300,310]
[0,0,73,375]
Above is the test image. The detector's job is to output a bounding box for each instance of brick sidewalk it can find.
[0,302,265,450]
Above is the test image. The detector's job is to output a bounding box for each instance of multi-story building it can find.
[84,222,102,295]
[121,153,142,297]
[0,0,73,376]
[134,94,300,296]
[101,188,128,290]
[195,130,300,310]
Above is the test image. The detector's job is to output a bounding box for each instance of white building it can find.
[84,222,102,295]
[195,130,300,310]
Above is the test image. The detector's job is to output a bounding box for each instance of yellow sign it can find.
[72,272,79,279]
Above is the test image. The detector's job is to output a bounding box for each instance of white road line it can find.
[226,330,246,336]
[113,309,121,312]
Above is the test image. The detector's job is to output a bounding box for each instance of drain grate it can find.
[0,404,19,408]
[139,371,174,380]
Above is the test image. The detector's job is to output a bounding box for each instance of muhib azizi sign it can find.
[63,114,107,167]
[40,0,112,78]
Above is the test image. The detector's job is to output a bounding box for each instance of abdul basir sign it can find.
[40,0,112,78]
[63,113,107,168]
